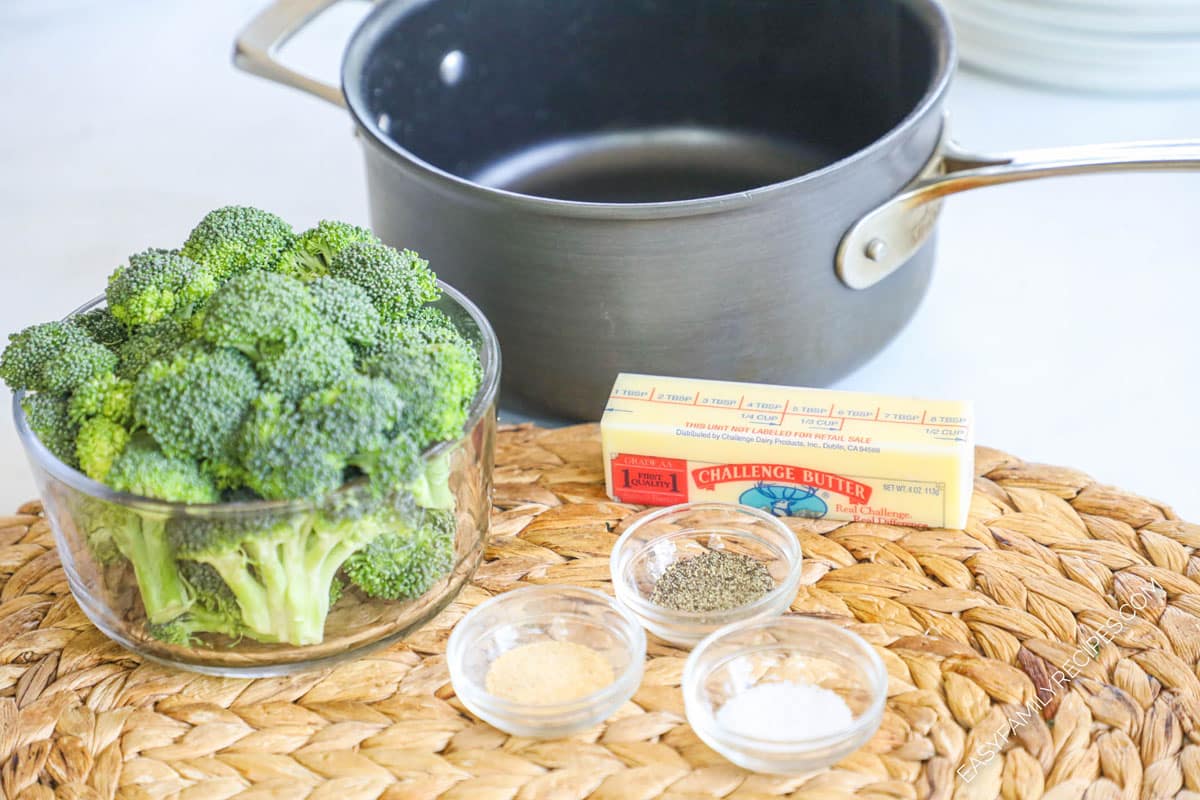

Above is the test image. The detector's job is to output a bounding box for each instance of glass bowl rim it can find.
[609,501,804,623]
[682,615,888,752]
[12,280,501,515]
[446,584,647,717]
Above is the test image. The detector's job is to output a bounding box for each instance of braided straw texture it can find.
[0,423,1197,800]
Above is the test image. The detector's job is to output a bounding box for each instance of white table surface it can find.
[1,1,1196,520]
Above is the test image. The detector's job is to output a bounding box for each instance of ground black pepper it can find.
[649,550,775,612]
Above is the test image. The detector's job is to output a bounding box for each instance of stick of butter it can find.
[601,373,974,529]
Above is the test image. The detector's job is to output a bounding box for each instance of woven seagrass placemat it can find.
[1,423,1198,800]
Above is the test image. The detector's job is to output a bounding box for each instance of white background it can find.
[0,1,1196,519]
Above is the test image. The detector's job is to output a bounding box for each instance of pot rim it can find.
[340,0,957,220]
[13,280,501,516]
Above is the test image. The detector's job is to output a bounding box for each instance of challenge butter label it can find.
[601,374,975,529]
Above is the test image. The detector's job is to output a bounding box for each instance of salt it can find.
[716,681,854,741]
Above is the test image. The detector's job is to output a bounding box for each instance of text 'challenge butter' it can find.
[601,374,975,529]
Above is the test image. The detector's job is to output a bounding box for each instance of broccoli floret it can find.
[76,416,130,481]
[115,318,192,380]
[180,206,296,279]
[22,393,79,467]
[344,508,455,600]
[235,394,347,500]
[106,248,217,328]
[68,372,134,425]
[285,220,380,281]
[307,277,382,346]
[329,242,439,322]
[168,503,388,645]
[257,330,355,403]
[299,374,404,453]
[1,321,117,394]
[363,331,480,449]
[297,375,427,495]
[107,435,220,504]
[75,307,128,349]
[147,561,245,645]
[197,271,323,359]
[384,306,469,347]
[133,347,258,461]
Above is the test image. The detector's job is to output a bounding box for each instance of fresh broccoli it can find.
[148,561,245,645]
[76,416,131,481]
[115,318,192,380]
[68,372,134,425]
[285,220,380,281]
[75,307,128,349]
[344,508,455,600]
[180,206,295,279]
[329,242,440,322]
[133,347,259,461]
[107,435,220,504]
[196,271,322,359]
[1,207,485,649]
[22,393,79,467]
[299,374,404,454]
[106,249,217,328]
[235,394,348,500]
[363,330,480,449]
[307,277,381,346]
[257,330,355,403]
[297,375,429,496]
[0,321,117,394]
[169,502,388,645]
[384,306,469,347]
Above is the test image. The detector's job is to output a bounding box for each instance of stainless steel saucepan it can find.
[235,0,1200,420]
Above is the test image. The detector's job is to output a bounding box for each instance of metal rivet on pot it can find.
[864,239,888,262]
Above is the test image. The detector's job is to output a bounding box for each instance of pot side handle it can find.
[837,139,1200,290]
[233,0,372,108]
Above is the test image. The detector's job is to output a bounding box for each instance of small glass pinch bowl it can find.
[610,502,802,647]
[446,585,646,738]
[683,616,887,775]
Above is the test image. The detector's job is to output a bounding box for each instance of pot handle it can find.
[836,139,1200,290]
[233,0,373,108]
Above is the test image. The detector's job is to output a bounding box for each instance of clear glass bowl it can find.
[683,616,887,774]
[446,585,646,738]
[610,502,803,647]
[13,282,500,676]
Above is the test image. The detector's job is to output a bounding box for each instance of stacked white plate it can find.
[942,0,1200,94]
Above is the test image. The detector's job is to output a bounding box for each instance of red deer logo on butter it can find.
[691,463,872,504]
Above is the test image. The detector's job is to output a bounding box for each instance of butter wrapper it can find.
[601,373,974,529]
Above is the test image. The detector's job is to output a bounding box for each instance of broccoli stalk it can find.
[407,451,455,511]
[169,508,386,645]
[97,436,219,622]
[81,502,190,623]
[115,516,190,624]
